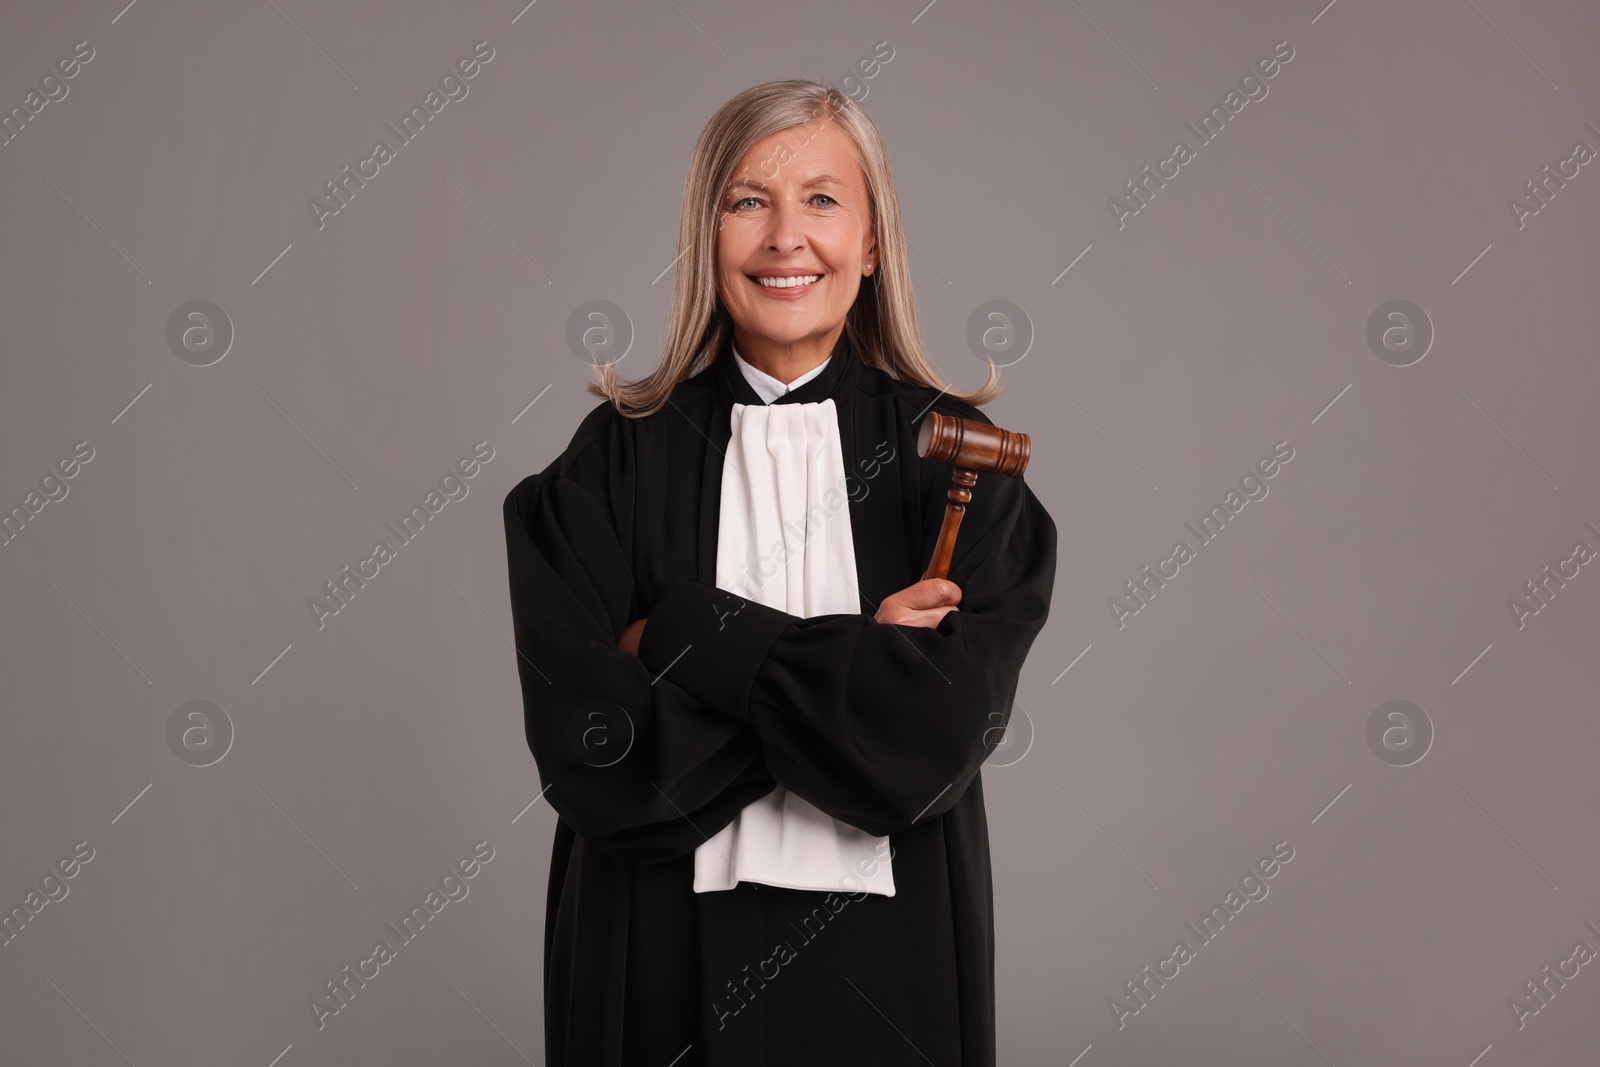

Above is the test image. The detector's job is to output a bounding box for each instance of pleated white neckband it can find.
[693,398,896,897]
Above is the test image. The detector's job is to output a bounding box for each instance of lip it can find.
[746,272,823,299]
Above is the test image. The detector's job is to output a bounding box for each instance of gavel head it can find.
[916,410,1030,478]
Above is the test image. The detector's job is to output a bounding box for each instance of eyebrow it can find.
[727,174,846,193]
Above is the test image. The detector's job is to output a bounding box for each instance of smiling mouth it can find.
[747,273,822,290]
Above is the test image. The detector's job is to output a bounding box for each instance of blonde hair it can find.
[588,78,1001,418]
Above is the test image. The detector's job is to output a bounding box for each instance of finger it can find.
[902,605,958,628]
[899,579,962,609]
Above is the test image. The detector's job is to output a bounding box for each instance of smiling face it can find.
[714,116,878,379]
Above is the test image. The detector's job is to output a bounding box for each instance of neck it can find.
[733,325,843,385]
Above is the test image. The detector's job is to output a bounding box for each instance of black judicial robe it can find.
[502,330,1057,1066]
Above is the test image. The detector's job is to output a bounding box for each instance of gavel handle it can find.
[921,469,979,582]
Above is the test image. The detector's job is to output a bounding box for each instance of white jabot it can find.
[732,343,831,403]
[693,396,896,897]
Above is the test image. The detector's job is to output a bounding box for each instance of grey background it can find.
[1,0,1596,1064]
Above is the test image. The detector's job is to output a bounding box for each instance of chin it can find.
[747,321,831,345]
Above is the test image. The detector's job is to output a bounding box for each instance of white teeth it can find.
[753,274,820,288]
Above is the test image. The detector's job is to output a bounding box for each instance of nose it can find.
[763,194,807,255]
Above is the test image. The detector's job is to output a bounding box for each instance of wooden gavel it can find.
[917,411,1031,581]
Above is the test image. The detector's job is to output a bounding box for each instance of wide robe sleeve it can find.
[637,413,1058,839]
[502,409,778,868]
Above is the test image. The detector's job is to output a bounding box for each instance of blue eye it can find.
[728,193,838,211]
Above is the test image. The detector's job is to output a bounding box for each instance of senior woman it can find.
[503,78,1056,1066]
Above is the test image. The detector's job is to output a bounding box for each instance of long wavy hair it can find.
[588,78,1001,417]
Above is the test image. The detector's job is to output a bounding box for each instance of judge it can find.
[503,78,1057,1066]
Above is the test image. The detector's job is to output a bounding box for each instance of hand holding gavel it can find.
[873,578,961,628]
[876,410,1030,629]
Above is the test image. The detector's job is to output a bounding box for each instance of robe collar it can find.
[713,328,859,409]
[700,326,865,596]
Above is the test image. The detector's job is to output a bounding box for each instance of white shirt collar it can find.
[732,343,830,404]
